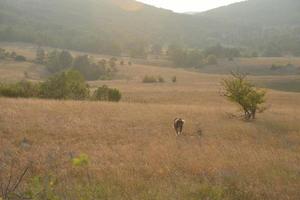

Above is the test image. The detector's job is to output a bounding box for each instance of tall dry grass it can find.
[1,89,300,199]
[1,44,300,199]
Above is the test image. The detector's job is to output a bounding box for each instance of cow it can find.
[174,118,185,136]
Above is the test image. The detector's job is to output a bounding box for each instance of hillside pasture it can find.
[1,58,300,199]
[1,92,300,199]
[1,43,300,199]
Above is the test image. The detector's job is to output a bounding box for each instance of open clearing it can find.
[1,44,300,199]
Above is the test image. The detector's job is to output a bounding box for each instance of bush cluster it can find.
[0,80,39,98]
[44,49,118,81]
[15,55,27,62]
[167,44,240,68]
[142,75,157,83]
[270,63,294,71]
[142,75,178,83]
[0,48,27,62]
[39,70,90,100]
[142,75,165,83]
[91,85,122,102]
[0,70,122,102]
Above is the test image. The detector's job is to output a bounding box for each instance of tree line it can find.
[36,48,118,81]
[0,48,27,62]
[167,44,240,68]
[0,70,122,102]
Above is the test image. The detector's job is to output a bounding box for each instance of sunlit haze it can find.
[136,0,246,13]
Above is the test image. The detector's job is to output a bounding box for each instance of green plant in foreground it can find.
[26,175,59,200]
[72,154,90,167]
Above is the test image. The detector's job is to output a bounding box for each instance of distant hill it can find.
[0,0,300,56]
[198,0,300,56]
[0,0,220,54]
[200,0,300,27]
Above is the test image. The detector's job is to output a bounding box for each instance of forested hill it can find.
[0,0,220,55]
[198,0,300,56]
[0,0,300,56]
[200,0,300,27]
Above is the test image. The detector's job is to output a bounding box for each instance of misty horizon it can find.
[136,0,246,13]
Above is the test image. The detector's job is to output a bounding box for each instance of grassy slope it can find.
[1,51,300,198]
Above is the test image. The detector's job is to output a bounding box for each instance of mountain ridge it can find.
[0,0,299,56]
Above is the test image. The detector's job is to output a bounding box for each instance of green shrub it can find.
[46,51,115,81]
[15,55,26,62]
[72,154,90,167]
[92,85,121,102]
[0,80,40,98]
[0,71,89,100]
[0,71,123,102]
[143,75,166,83]
[142,75,157,83]
[40,70,90,100]
[27,175,59,200]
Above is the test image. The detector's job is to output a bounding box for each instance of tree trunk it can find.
[251,109,256,119]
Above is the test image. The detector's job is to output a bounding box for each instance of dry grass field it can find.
[1,43,300,199]
[0,60,47,82]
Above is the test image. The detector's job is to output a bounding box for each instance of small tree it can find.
[92,85,121,102]
[221,72,266,120]
[40,70,89,100]
[0,80,40,98]
[15,55,26,62]
[109,58,116,68]
[35,47,45,64]
[46,50,60,73]
[59,50,73,69]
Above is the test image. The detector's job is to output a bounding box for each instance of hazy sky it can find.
[136,0,245,13]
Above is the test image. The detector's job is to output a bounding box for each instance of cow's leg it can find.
[178,126,182,135]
